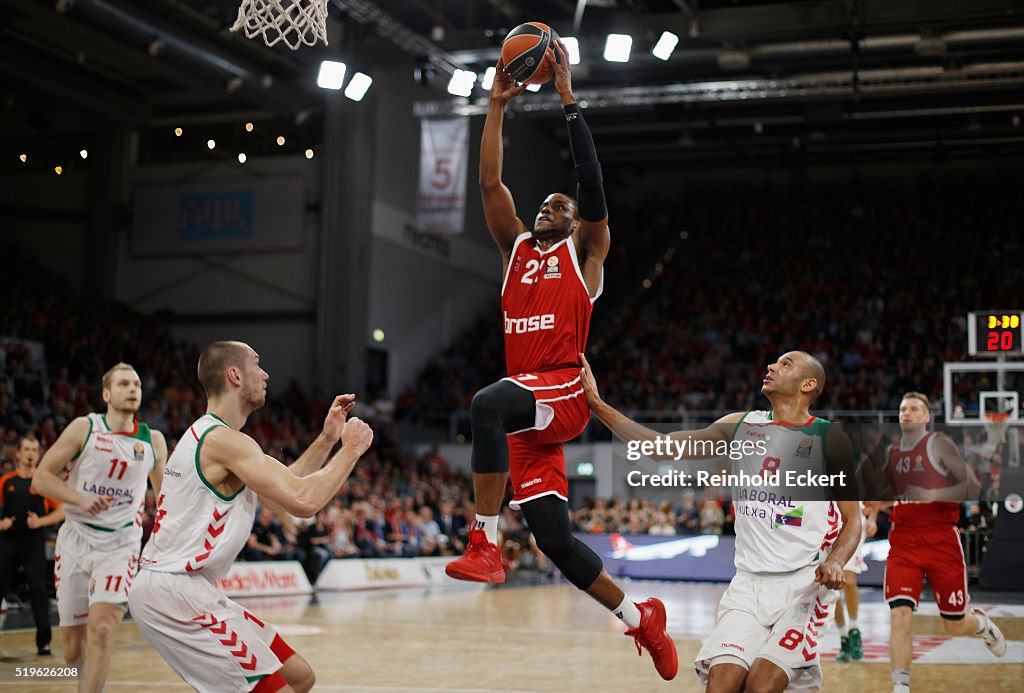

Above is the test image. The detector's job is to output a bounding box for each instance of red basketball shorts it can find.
[884,524,969,617]
[502,367,590,509]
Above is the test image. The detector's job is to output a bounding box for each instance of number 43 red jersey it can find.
[885,431,961,526]
[501,234,602,375]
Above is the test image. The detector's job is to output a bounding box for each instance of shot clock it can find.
[968,310,1024,356]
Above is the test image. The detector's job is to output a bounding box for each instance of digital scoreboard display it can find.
[968,311,1024,356]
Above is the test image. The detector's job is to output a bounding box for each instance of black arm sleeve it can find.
[564,103,607,222]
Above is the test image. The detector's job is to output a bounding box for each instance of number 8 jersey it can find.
[62,412,155,533]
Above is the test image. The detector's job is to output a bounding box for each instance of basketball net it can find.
[231,0,328,49]
[983,412,1010,445]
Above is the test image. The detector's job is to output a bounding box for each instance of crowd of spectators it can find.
[0,247,477,583]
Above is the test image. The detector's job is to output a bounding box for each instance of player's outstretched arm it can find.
[552,40,610,279]
[33,416,113,515]
[207,418,373,518]
[815,500,862,590]
[148,429,168,499]
[580,354,740,459]
[480,57,529,265]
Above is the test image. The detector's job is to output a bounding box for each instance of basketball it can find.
[501,22,560,85]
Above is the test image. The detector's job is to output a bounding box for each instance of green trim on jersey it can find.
[208,412,230,427]
[731,411,752,441]
[765,411,831,437]
[245,674,267,684]
[71,416,94,462]
[83,520,135,532]
[101,415,153,444]
[194,418,245,502]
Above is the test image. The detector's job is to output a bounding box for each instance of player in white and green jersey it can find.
[128,341,373,693]
[34,363,168,693]
[582,350,861,693]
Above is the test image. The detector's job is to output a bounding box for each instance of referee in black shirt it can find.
[0,436,63,655]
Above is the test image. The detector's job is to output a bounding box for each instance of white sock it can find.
[838,623,849,637]
[475,514,499,545]
[848,618,858,631]
[612,596,642,629]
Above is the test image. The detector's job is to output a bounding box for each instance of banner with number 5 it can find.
[416,117,469,235]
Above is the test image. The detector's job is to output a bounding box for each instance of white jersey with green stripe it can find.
[731,410,841,574]
[139,413,257,581]
[63,412,154,540]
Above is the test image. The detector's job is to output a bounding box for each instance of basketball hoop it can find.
[231,0,328,49]
[983,412,1011,446]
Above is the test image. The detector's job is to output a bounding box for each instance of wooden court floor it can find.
[1,580,1022,691]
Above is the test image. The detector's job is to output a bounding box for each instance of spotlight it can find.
[54,165,63,175]
[276,135,286,146]
[481,66,496,90]
[79,149,88,159]
[372,328,385,343]
[447,69,476,97]
[604,34,632,63]
[305,148,314,159]
[245,122,254,132]
[238,153,247,163]
[207,139,216,150]
[344,72,372,101]
[317,60,347,90]
[174,127,183,137]
[561,37,581,65]
[18,154,27,163]
[652,31,678,61]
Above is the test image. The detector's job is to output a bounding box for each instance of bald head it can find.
[796,351,826,403]
[197,341,250,397]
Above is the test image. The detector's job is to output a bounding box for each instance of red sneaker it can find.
[624,598,678,681]
[444,529,505,583]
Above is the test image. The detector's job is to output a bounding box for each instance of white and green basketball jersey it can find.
[63,412,155,541]
[139,414,257,580]
[731,411,841,574]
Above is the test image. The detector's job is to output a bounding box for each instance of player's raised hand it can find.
[551,39,573,97]
[579,353,603,407]
[814,559,846,590]
[491,58,527,106]
[341,417,374,456]
[0,516,13,530]
[76,493,115,516]
[322,394,357,443]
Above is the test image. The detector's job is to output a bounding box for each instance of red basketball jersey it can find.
[885,431,960,527]
[501,234,601,375]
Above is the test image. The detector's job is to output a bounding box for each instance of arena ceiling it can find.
[3,0,1024,168]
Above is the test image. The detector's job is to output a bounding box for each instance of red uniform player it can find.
[444,40,677,681]
[500,232,596,508]
[876,392,1005,693]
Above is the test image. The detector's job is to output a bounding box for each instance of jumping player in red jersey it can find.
[443,40,677,680]
[872,391,1005,693]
